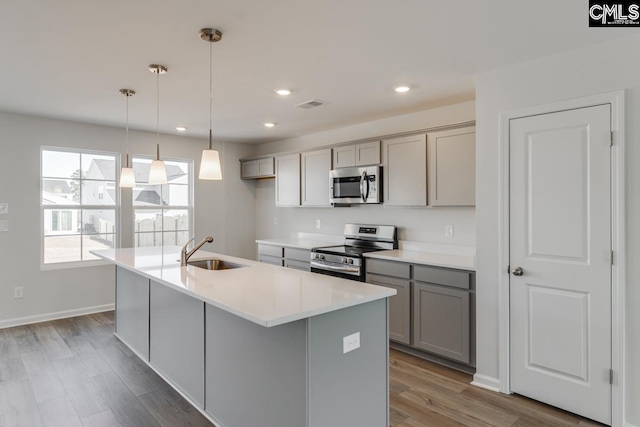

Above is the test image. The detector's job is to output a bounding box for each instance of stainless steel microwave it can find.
[329,166,381,204]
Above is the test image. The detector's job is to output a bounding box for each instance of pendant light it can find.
[119,89,136,188]
[148,64,168,185]
[198,28,223,180]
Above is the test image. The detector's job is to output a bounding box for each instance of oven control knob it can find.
[348,258,354,264]
[341,258,348,264]
[314,253,320,259]
[319,254,325,260]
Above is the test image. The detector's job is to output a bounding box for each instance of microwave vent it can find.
[296,99,327,109]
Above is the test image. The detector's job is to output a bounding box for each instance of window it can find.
[41,148,119,266]
[132,157,193,248]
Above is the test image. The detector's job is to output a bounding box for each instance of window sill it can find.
[40,259,111,271]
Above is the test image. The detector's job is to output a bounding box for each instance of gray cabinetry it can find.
[258,244,311,271]
[364,258,474,366]
[241,157,275,179]
[149,281,205,407]
[301,149,332,207]
[275,153,301,206]
[115,267,150,360]
[382,134,427,206]
[413,282,470,363]
[333,141,381,168]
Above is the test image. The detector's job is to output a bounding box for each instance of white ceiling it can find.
[0,1,635,144]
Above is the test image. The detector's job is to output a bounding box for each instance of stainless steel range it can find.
[310,224,398,281]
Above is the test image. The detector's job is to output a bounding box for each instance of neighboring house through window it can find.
[132,157,192,248]
[41,148,119,266]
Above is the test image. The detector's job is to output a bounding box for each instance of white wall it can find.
[475,34,640,425]
[0,112,255,325]
[254,101,477,246]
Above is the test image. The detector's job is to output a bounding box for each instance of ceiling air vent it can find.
[296,99,327,109]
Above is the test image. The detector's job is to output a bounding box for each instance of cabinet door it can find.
[333,145,355,168]
[275,153,301,206]
[383,134,427,206]
[355,141,381,166]
[428,127,476,206]
[149,281,205,407]
[241,160,258,179]
[115,267,150,360]
[366,273,411,345]
[301,149,332,207]
[413,282,470,363]
[257,157,275,176]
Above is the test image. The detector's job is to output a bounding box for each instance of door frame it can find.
[497,91,626,426]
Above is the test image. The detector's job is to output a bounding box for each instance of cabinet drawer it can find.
[285,259,310,271]
[258,244,284,258]
[284,247,310,262]
[413,265,470,290]
[366,259,410,279]
[259,255,284,266]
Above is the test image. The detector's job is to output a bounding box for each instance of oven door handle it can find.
[360,171,369,202]
[310,260,360,274]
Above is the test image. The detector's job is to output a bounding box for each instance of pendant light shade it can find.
[199,28,223,181]
[149,144,168,185]
[119,89,136,188]
[148,64,168,185]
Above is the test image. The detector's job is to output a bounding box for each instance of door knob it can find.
[512,267,524,276]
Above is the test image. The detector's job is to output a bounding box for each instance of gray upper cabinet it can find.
[383,134,427,206]
[413,282,470,363]
[241,157,275,180]
[275,153,301,206]
[333,141,381,168]
[301,149,332,207]
[427,126,476,206]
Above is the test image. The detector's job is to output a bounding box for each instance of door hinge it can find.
[609,250,614,266]
[610,131,614,147]
[609,369,614,385]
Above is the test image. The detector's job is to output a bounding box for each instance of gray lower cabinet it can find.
[413,282,470,363]
[149,281,205,407]
[366,273,411,345]
[258,244,311,271]
[116,267,150,360]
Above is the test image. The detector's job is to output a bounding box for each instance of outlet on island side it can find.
[316,219,321,230]
[14,287,23,299]
[343,332,360,354]
[445,224,454,237]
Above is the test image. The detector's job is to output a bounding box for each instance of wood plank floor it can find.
[0,312,605,427]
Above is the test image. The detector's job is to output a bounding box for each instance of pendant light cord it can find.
[156,70,160,144]
[209,39,213,150]
[125,93,130,167]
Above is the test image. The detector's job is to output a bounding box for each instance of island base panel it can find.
[205,304,308,427]
[308,298,388,427]
[116,267,150,360]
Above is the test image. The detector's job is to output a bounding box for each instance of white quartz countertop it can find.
[256,238,340,250]
[93,247,395,328]
[364,250,476,271]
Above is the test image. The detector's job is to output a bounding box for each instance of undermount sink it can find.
[187,258,247,271]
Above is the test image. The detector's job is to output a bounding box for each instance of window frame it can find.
[40,146,121,270]
[131,155,194,249]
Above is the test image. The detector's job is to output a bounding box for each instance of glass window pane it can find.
[134,232,163,247]
[135,210,163,232]
[42,150,80,178]
[162,210,189,231]
[82,209,116,235]
[81,153,116,180]
[132,158,152,185]
[44,236,81,264]
[42,178,81,204]
[164,160,189,184]
[161,184,189,207]
[44,209,80,236]
[82,234,115,260]
[133,183,165,206]
[81,180,116,206]
[176,231,191,246]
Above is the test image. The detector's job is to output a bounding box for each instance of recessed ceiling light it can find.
[175,126,187,131]
[394,86,410,93]
[264,122,276,128]
[275,89,291,96]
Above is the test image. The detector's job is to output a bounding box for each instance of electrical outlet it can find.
[343,332,360,354]
[0,220,8,232]
[273,217,278,226]
[14,287,23,299]
[445,224,454,237]
[316,219,321,230]
[0,203,7,215]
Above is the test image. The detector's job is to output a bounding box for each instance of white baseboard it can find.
[0,304,115,329]
[471,374,501,393]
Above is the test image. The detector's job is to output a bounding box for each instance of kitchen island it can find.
[92,246,396,427]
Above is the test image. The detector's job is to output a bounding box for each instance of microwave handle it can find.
[360,171,370,202]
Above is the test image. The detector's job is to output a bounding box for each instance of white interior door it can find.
[509,104,612,425]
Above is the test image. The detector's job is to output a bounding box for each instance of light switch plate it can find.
[343,332,360,354]
[0,203,7,215]
[316,219,322,230]
[0,220,8,232]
